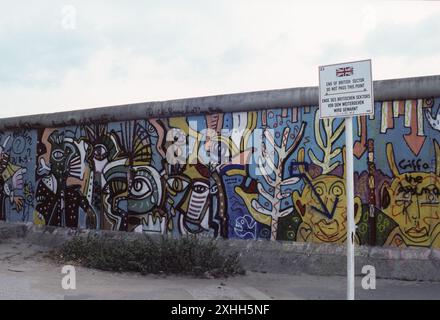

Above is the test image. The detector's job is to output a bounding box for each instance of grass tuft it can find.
[56,236,245,278]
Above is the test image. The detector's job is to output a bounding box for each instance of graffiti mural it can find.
[1,97,440,248]
[0,131,35,223]
[291,147,363,244]
[98,121,164,233]
[35,128,97,228]
[379,142,440,247]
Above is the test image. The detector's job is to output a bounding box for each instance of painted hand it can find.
[12,168,27,190]
[13,196,24,212]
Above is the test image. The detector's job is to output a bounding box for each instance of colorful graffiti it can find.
[1,97,440,248]
[0,131,35,223]
[379,141,440,247]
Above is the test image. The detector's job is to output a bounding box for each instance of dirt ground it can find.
[1,239,440,300]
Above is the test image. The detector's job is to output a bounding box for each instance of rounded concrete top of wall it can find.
[0,75,439,131]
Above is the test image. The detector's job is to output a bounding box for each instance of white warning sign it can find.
[319,59,374,119]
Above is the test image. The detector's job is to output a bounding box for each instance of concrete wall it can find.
[1,76,440,249]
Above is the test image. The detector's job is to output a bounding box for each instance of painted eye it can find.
[332,184,344,197]
[210,184,218,194]
[51,149,65,161]
[93,144,108,161]
[167,177,189,192]
[131,176,152,199]
[315,186,324,196]
[193,182,208,194]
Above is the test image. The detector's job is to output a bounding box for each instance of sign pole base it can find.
[345,116,355,300]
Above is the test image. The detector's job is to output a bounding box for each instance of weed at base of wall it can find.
[55,235,245,278]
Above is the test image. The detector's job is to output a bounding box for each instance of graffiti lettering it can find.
[398,159,430,171]
[397,181,439,197]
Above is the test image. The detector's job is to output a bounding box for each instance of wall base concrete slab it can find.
[1,221,439,282]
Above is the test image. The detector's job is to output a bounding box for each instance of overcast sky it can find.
[1,0,440,118]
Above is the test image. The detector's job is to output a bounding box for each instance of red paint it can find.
[404,100,426,156]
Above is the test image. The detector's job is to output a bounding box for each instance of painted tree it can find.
[249,123,306,240]
[308,110,345,174]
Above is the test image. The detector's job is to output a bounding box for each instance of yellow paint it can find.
[381,142,440,248]
[234,186,272,226]
[33,210,46,225]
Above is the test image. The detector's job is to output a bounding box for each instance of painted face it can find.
[166,164,225,234]
[102,161,162,231]
[294,175,361,243]
[87,131,120,173]
[46,131,83,182]
[381,173,440,244]
[50,144,73,180]
[381,142,440,246]
[128,166,162,214]
[167,165,211,224]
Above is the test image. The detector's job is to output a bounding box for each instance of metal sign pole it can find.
[345,116,355,300]
[319,59,373,301]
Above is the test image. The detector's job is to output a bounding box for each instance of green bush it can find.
[56,236,245,277]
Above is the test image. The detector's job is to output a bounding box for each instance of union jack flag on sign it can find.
[336,66,354,77]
